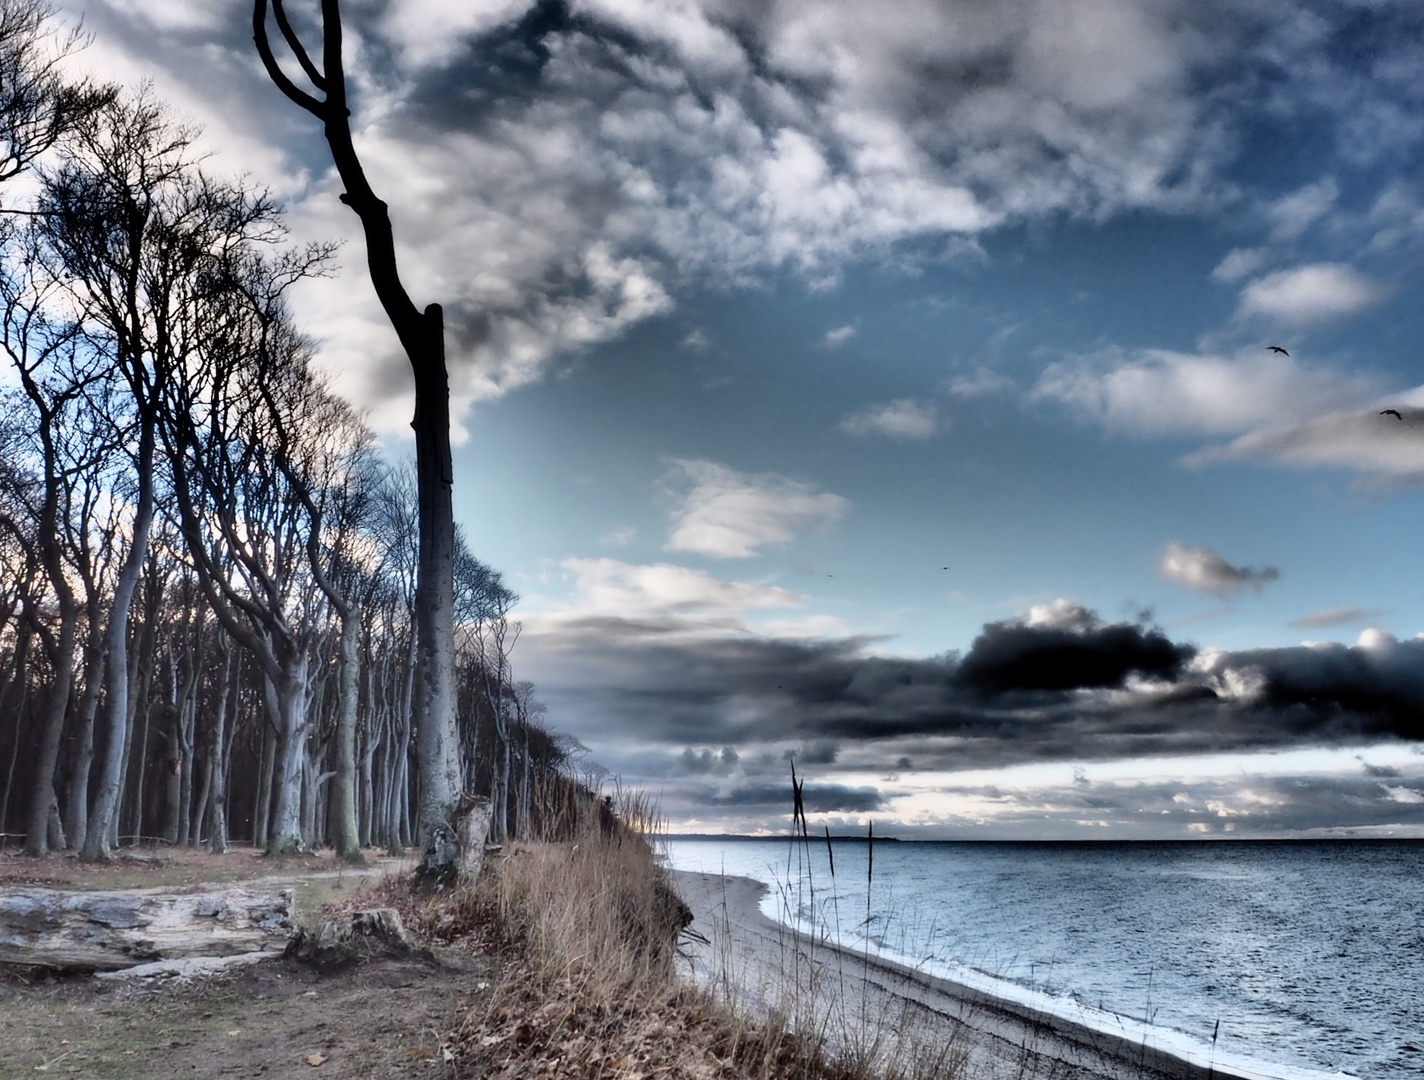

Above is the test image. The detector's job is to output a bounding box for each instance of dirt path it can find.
[0,849,494,1080]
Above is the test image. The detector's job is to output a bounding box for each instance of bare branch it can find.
[271,0,325,92]
[252,0,325,118]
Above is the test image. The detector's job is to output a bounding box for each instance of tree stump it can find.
[0,886,293,971]
[285,908,431,972]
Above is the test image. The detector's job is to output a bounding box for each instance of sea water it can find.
[664,837,1424,1080]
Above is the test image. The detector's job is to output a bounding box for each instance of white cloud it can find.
[600,526,636,547]
[381,0,531,70]
[96,0,223,33]
[1036,346,1424,485]
[823,325,856,348]
[1025,598,1098,632]
[1381,784,1424,805]
[839,398,938,440]
[945,367,1015,399]
[1264,178,1339,241]
[1033,348,1378,437]
[1160,542,1279,597]
[1189,392,1424,480]
[1210,247,1269,285]
[664,459,849,559]
[1237,263,1389,328]
[549,557,803,619]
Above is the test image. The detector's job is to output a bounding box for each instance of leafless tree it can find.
[0,0,111,189]
[252,0,462,877]
[34,90,285,860]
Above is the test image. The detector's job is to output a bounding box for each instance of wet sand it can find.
[673,870,1266,1080]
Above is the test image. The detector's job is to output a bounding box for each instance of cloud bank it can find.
[523,596,1424,774]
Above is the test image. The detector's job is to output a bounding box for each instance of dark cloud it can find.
[700,782,884,814]
[1289,607,1381,629]
[678,746,740,775]
[919,771,1424,839]
[789,740,840,766]
[1204,635,1424,741]
[956,616,1192,695]
[1358,757,1401,778]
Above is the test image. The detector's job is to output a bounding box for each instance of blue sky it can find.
[62,0,1424,838]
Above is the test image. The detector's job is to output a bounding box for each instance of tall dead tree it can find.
[253,1,463,877]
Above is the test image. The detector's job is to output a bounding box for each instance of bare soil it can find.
[0,849,496,1080]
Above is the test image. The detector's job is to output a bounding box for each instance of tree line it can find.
[0,0,585,860]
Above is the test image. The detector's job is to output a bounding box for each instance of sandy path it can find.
[672,869,1263,1080]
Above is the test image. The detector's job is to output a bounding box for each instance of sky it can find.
[54,0,1424,839]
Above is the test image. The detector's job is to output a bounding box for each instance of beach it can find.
[672,870,1262,1080]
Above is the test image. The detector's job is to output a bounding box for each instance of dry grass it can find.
[451,837,869,1080]
[364,789,949,1080]
[288,788,965,1080]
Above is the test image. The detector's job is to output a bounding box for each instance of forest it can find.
[0,0,582,862]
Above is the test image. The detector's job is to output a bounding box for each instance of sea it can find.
[663,837,1424,1080]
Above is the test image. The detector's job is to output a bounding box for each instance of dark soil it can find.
[0,948,495,1079]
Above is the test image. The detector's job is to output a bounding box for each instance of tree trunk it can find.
[0,886,292,970]
[121,576,162,846]
[65,620,105,851]
[357,672,378,848]
[252,7,464,873]
[191,747,211,847]
[207,639,236,855]
[85,403,158,859]
[411,308,461,863]
[26,603,77,856]
[254,722,275,849]
[0,628,32,846]
[264,655,311,856]
[331,603,362,859]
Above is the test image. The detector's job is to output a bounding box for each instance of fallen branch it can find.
[0,886,293,970]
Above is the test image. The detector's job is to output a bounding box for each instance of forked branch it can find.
[251,0,325,118]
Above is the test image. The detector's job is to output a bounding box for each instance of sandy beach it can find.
[672,869,1266,1080]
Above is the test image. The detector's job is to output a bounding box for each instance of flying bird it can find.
[1267,345,1289,355]
[1380,409,1403,420]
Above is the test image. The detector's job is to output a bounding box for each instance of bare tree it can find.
[256,338,375,861]
[0,251,92,855]
[0,0,111,189]
[162,246,347,856]
[252,0,462,878]
[33,91,267,860]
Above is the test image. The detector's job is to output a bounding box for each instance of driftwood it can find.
[285,908,430,972]
[0,886,293,971]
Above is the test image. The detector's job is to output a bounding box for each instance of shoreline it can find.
[672,869,1290,1080]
